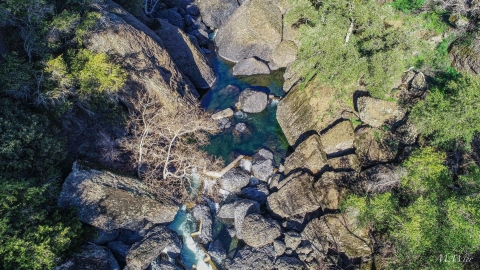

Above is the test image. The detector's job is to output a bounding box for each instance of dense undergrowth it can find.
[0,0,126,268]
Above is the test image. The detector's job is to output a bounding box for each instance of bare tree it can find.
[122,93,222,204]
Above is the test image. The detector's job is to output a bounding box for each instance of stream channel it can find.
[169,54,290,269]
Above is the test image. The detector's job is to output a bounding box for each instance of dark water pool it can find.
[200,56,289,165]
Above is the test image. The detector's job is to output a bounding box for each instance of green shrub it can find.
[392,0,425,12]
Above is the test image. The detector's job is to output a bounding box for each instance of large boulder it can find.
[302,214,372,261]
[85,0,198,106]
[241,214,282,248]
[277,79,355,145]
[327,154,361,172]
[126,226,181,270]
[283,134,328,175]
[238,89,269,113]
[219,168,250,193]
[271,40,298,69]
[232,57,270,76]
[357,97,406,128]
[56,244,119,270]
[107,241,130,263]
[314,172,352,210]
[234,199,261,239]
[355,127,399,167]
[267,173,320,218]
[215,0,282,62]
[192,204,213,245]
[321,120,355,155]
[275,256,304,270]
[155,20,216,89]
[156,8,185,30]
[241,184,270,204]
[225,245,276,270]
[251,148,275,181]
[196,0,239,29]
[58,163,178,231]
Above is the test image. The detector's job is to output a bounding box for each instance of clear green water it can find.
[201,56,290,165]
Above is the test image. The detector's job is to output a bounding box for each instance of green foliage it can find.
[286,0,430,99]
[391,0,425,12]
[342,147,480,269]
[0,99,84,269]
[411,73,480,150]
[75,11,101,44]
[72,49,127,96]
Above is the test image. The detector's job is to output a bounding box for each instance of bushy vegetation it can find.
[285,0,437,100]
[343,147,480,269]
[411,73,480,150]
[0,0,126,268]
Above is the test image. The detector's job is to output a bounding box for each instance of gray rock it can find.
[58,163,178,231]
[218,84,241,99]
[56,244,119,270]
[394,119,418,145]
[235,123,248,133]
[215,0,282,62]
[234,199,260,239]
[355,127,398,167]
[238,89,268,113]
[302,214,371,262]
[241,214,282,248]
[216,118,232,130]
[156,20,216,89]
[314,172,352,210]
[271,41,298,68]
[108,241,130,262]
[208,240,226,265]
[196,0,239,29]
[190,28,209,46]
[284,231,302,250]
[220,168,250,193]
[357,97,406,128]
[126,226,181,270]
[267,173,320,218]
[283,134,328,175]
[225,245,275,270]
[239,158,252,172]
[156,8,185,30]
[321,120,355,155]
[275,256,304,270]
[450,35,480,75]
[274,240,286,257]
[241,184,269,204]
[232,57,270,76]
[86,1,198,104]
[251,148,275,181]
[217,203,235,219]
[212,108,234,120]
[92,229,119,245]
[192,204,213,245]
[327,154,361,172]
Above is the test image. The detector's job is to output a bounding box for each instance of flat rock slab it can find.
[271,40,298,69]
[219,168,250,193]
[321,120,355,155]
[357,97,406,128]
[58,162,178,231]
[241,213,282,248]
[212,108,234,120]
[238,89,268,113]
[284,134,327,175]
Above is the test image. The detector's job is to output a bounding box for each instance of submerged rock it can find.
[267,172,320,218]
[126,226,181,270]
[215,0,282,62]
[58,163,177,231]
[283,134,328,175]
[232,57,270,76]
[241,214,282,248]
[357,97,406,128]
[238,89,268,113]
[219,168,250,193]
[156,19,216,89]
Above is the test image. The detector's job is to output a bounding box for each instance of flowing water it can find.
[171,55,289,269]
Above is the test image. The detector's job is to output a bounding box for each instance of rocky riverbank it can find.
[55,0,423,269]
